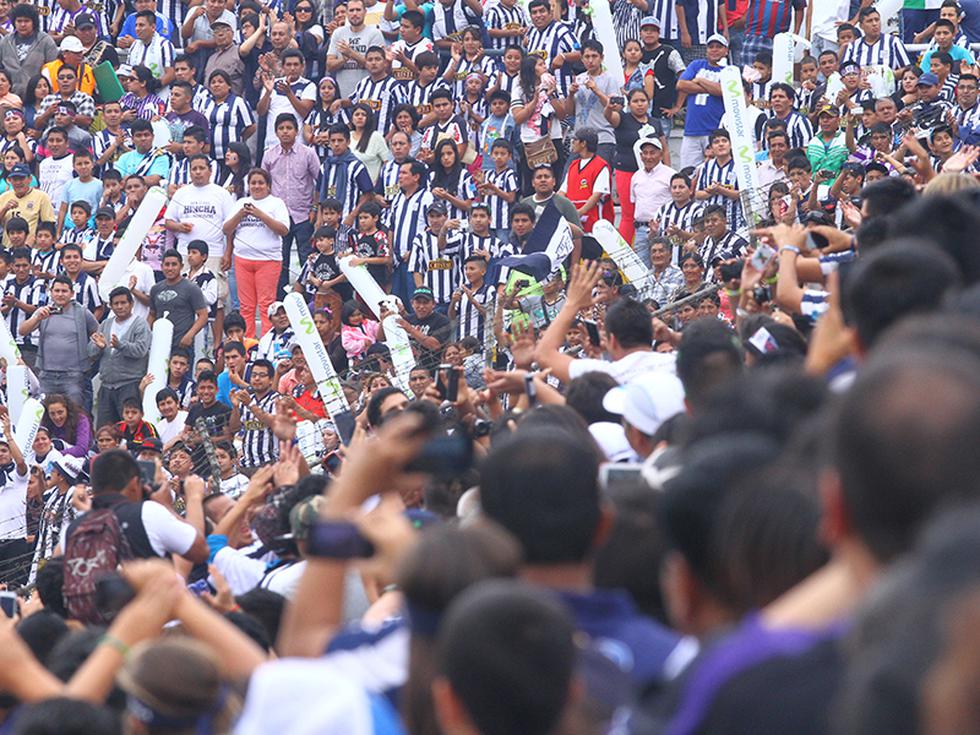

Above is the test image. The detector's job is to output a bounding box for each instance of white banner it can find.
[720,65,762,227]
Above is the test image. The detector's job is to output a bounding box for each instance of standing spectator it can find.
[763,82,814,149]
[263,113,321,299]
[127,9,176,88]
[640,18,687,138]
[523,0,580,95]
[181,0,236,69]
[2,247,45,369]
[606,89,668,247]
[842,6,911,71]
[676,33,728,169]
[0,414,30,589]
[224,168,290,337]
[229,358,280,474]
[0,5,58,99]
[163,154,236,305]
[202,17,244,97]
[387,158,433,306]
[257,49,316,151]
[17,274,97,406]
[741,0,805,67]
[676,0,728,64]
[149,249,209,352]
[89,286,152,428]
[327,0,386,98]
[632,136,676,268]
[203,70,256,160]
[556,39,620,167]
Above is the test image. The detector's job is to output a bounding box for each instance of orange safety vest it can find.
[564,154,615,233]
[41,59,97,98]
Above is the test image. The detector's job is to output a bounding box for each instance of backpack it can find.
[62,508,134,625]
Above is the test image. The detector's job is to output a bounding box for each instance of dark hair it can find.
[581,38,603,55]
[604,297,654,349]
[480,429,600,564]
[281,48,305,65]
[49,275,73,291]
[573,127,598,152]
[130,118,152,134]
[430,87,453,105]
[350,102,378,151]
[251,358,274,379]
[564,372,620,424]
[510,202,536,222]
[401,9,424,27]
[660,434,782,599]
[768,81,796,100]
[518,54,541,101]
[436,580,575,735]
[35,558,68,618]
[328,123,350,140]
[41,394,85,445]
[222,142,252,198]
[414,51,440,70]
[274,112,298,130]
[431,139,463,191]
[90,449,140,495]
[843,240,961,349]
[162,248,182,264]
[858,5,879,19]
[10,3,39,31]
[131,65,159,94]
[197,369,219,386]
[859,176,917,221]
[676,318,744,414]
[11,697,121,735]
[366,386,406,428]
[834,349,980,561]
[234,588,286,649]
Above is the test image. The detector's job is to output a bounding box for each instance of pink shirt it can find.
[631,162,676,223]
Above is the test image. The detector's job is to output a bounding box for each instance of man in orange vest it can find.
[561,128,615,233]
[41,36,97,98]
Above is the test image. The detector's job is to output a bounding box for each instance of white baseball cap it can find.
[602,373,686,436]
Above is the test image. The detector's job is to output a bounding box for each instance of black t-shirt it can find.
[407,310,451,365]
[186,401,232,437]
[613,113,664,172]
[302,251,354,302]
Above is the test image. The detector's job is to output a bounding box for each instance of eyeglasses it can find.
[296,6,312,11]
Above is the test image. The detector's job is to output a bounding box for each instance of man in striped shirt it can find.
[450,254,492,342]
[740,0,805,67]
[57,244,103,320]
[2,248,45,370]
[842,7,911,71]
[319,124,375,224]
[409,203,458,310]
[387,159,434,306]
[694,129,743,232]
[350,46,406,136]
[763,83,814,150]
[486,0,527,52]
[654,173,704,257]
[524,0,581,94]
[700,203,748,267]
[229,358,280,472]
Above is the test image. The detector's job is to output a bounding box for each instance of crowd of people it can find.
[0,0,978,731]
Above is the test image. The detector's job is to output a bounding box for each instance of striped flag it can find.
[497,201,574,283]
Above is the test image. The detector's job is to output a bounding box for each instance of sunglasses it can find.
[296,5,313,11]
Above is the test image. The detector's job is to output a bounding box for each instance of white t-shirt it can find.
[231,195,290,260]
[568,350,677,384]
[265,78,317,148]
[38,154,75,211]
[164,183,236,258]
[0,466,28,540]
[140,500,198,557]
[157,410,187,445]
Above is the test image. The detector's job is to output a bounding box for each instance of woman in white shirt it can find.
[350,103,391,183]
[223,168,290,338]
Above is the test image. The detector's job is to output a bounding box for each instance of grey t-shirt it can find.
[520,193,581,228]
[39,305,98,373]
[326,24,385,97]
[573,70,620,144]
[150,277,208,347]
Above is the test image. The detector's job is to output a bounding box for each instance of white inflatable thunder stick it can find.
[6,364,28,425]
[720,65,763,227]
[591,220,653,295]
[772,32,795,86]
[284,293,356,445]
[98,186,168,301]
[142,316,174,424]
[383,315,415,393]
[338,254,389,320]
[589,0,625,85]
[0,315,20,366]
[13,398,43,454]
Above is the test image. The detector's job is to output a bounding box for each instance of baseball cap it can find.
[839,60,860,76]
[817,104,839,117]
[426,201,448,216]
[136,437,163,454]
[8,163,30,178]
[706,33,729,47]
[59,35,84,53]
[211,15,237,31]
[289,496,324,542]
[95,206,115,219]
[412,286,434,301]
[75,13,97,28]
[116,64,134,78]
[602,373,686,436]
[638,135,663,150]
[53,455,85,483]
[917,72,940,87]
[267,301,286,317]
[640,15,660,27]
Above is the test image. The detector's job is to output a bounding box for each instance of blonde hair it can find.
[924,171,980,197]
